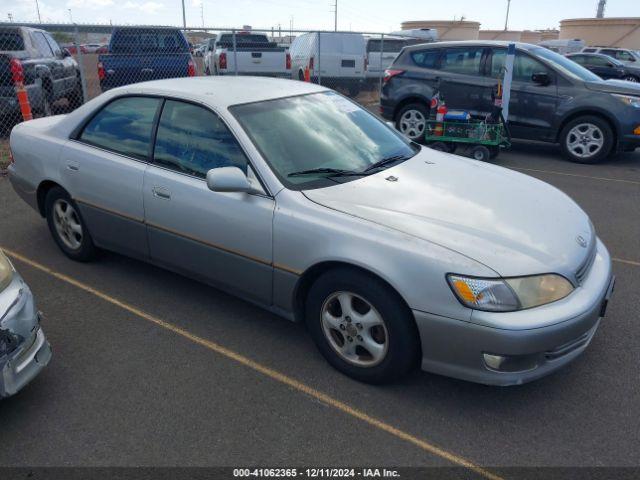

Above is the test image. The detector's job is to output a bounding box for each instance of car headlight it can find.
[613,94,640,108]
[0,250,14,292]
[447,274,574,312]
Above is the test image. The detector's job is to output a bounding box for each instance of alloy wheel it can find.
[566,123,604,159]
[320,291,389,367]
[52,199,83,250]
[399,109,426,140]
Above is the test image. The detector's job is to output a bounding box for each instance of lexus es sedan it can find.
[8,77,614,385]
[0,249,52,398]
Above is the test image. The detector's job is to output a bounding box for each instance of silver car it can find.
[0,250,52,398]
[8,77,614,385]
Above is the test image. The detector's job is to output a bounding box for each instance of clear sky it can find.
[5,0,638,33]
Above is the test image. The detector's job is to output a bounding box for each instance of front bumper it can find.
[0,273,52,398]
[413,239,614,386]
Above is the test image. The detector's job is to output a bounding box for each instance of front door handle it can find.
[67,161,79,171]
[152,186,171,200]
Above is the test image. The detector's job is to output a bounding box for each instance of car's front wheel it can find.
[45,187,96,262]
[305,268,420,384]
[395,103,428,143]
[559,115,613,164]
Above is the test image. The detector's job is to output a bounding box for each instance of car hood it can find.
[303,149,593,278]
[585,79,640,95]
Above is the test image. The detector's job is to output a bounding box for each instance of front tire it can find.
[395,103,429,143]
[45,187,96,262]
[305,268,420,384]
[559,115,613,164]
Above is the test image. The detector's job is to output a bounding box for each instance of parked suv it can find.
[582,47,640,67]
[381,41,640,163]
[566,53,637,82]
[0,26,82,129]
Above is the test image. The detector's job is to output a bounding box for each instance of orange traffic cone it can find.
[10,59,32,121]
[304,66,311,83]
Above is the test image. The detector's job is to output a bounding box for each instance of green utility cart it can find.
[424,119,511,162]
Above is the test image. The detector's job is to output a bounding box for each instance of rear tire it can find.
[45,187,96,262]
[395,103,429,143]
[470,145,491,162]
[305,268,420,384]
[559,115,613,164]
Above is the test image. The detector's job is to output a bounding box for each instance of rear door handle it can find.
[152,186,171,200]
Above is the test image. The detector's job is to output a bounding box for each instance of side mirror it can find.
[206,167,261,194]
[63,48,71,57]
[531,72,551,86]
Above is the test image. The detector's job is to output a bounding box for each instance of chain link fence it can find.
[0,22,429,161]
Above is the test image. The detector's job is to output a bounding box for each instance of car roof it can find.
[110,76,329,109]
[403,40,540,51]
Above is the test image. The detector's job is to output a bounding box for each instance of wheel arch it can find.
[36,180,64,217]
[392,95,431,121]
[292,260,413,324]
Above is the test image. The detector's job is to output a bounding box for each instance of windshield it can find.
[531,47,602,82]
[231,92,418,190]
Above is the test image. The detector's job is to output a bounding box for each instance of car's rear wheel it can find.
[45,187,96,262]
[396,103,428,143]
[305,268,420,384]
[559,115,613,164]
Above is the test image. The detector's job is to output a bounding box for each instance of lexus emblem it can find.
[576,236,588,248]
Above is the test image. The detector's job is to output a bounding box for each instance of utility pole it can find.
[8,13,13,22]
[181,0,186,29]
[200,2,204,28]
[504,0,511,30]
[68,8,73,22]
[333,0,337,31]
[504,0,511,32]
[35,0,42,22]
[596,0,606,18]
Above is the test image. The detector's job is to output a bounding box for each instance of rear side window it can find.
[79,97,161,160]
[410,50,440,69]
[0,32,24,51]
[31,32,53,57]
[583,48,597,53]
[153,100,248,178]
[367,39,407,53]
[440,48,483,75]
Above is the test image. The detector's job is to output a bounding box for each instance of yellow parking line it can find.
[509,167,640,186]
[3,247,503,480]
[613,258,640,267]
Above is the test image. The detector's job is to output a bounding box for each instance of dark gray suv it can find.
[381,41,640,163]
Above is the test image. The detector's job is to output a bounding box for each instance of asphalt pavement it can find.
[0,142,638,477]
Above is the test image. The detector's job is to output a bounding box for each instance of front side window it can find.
[569,55,586,65]
[490,49,551,83]
[440,48,483,75]
[32,32,53,57]
[44,32,62,56]
[153,100,248,178]
[231,92,417,190]
[79,96,160,160]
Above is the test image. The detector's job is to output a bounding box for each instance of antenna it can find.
[596,0,606,18]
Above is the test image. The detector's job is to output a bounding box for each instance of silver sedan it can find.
[0,250,52,398]
[8,77,614,385]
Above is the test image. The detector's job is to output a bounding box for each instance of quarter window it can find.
[153,100,248,178]
[440,48,483,75]
[410,50,440,69]
[79,96,160,160]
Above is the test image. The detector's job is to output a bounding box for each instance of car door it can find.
[43,32,76,93]
[487,48,559,141]
[437,46,494,116]
[144,99,275,304]
[30,31,65,99]
[62,95,161,259]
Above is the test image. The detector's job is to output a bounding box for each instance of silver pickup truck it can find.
[204,32,290,77]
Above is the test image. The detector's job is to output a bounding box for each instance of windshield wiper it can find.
[363,154,412,173]
[287,168,367,178]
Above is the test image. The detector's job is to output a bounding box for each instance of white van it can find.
[365,36,410,81]
[289,32,366,95]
